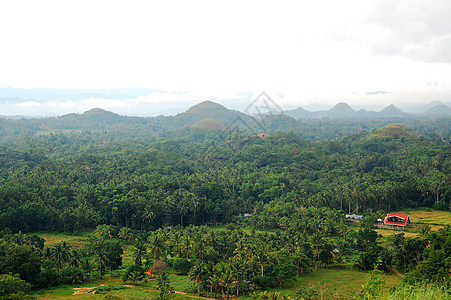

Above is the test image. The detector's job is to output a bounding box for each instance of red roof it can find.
[384,213,410,226]
[386,213,409,219]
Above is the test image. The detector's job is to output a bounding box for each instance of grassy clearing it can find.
[237,269,402,299]
[376,228,419,238]
[35,232,93,248]
[397,209,451,226]
[168,272,194,293]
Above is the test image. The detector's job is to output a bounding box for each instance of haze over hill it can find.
[1,88,451,118]
[1,100,450,143]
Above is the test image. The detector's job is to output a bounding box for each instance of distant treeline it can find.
[1,107,451,141]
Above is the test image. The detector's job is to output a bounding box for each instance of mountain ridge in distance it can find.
[420,104,451,116]
[283,102,451,119]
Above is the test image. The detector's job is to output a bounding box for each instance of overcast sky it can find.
[1,0,451,115]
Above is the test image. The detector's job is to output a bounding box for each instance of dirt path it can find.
[72,287,96,295]
[173,290,218,300]
[389,267,405,278]
[72,284,138,295]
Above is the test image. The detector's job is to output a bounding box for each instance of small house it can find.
[346,214,363,221]
[383,213,411,227]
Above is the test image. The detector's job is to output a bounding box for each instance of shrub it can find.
[173,259,192,275]
[0,274,32,299]
[122,264,145,283]
[61,267,85,284]
[37,268,60,288]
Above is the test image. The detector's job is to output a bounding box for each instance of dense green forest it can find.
[0,108,450,298]
[0,127,449,232]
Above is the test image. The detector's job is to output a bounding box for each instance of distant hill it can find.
[378,104,410,118]
[284,102,412,119]
[191,118,226,130]
[171,100,252,129]
[420,104,451,116]
[324,102,356,118]
[186,101,228,114]
[284,107,314,119]
[371,123,419,138]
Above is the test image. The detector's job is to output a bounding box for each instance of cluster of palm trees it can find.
[128,220,349,299]
[40,238,122,283]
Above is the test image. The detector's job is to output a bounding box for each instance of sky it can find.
[1,0,451,116]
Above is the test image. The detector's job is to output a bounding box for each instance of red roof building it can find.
[383,213,411,227]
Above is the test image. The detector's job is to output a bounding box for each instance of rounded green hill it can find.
[191,118,226,130]
[372,123,419,138]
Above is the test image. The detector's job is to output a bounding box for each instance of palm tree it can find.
[207,274,220,298]
[81,258,94,280]
[118,227,134,242]
[230,258,243,296]
[189,193,199,225]
[180,235,192,259]
[69,249,82,268]
[179,198,189,226]
[309,232,324,270]
[142,205,155,228]
[219,269,234,300]
[51,242,71,273]
[94,250,108,276]
[254,246,267,276]
[149,233,166,260]
[133,239,147,265]
[188,262,206,295]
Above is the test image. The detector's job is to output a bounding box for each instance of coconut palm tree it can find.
[188,261,206,295]
[219,269,234,300]
[207,274,220,298]
[133,239,147,265]
[51,242,71,273]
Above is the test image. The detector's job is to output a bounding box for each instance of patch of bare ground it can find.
[173,290,217,300]
[72,284,106,295]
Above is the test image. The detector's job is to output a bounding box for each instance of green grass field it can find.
[36,232,93,248]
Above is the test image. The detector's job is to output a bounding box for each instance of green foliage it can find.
[0,274,32,299]
[295,286,318,300]
[103,295,123,300]
[60,267,84,284]
[122,264,145,283]
[156,272,173,300]
[0,240,41,284]
[404,225,451,287]
[173,259,193,275]
[361,269,385,299]
[384,285,450,300]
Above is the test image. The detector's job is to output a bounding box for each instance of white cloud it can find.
[16,101,42,107]
[367,0,451,63]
